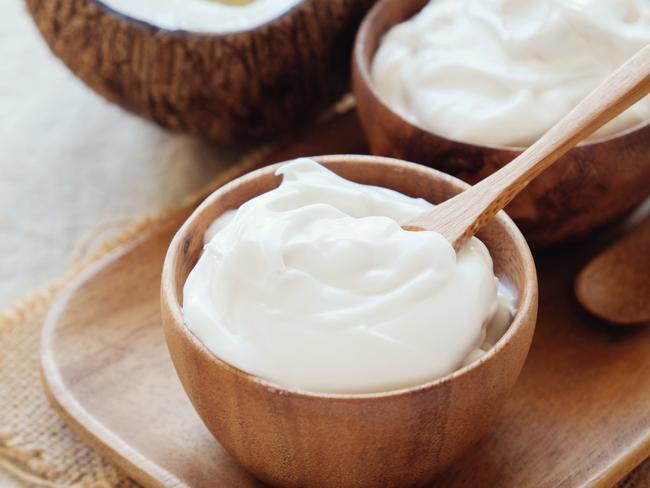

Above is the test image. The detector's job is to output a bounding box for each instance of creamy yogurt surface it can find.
[183,159,514,394]
[99,0,303,33]
[372,0,650,147]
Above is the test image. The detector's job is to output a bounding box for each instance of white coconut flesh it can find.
[98,0,304,33]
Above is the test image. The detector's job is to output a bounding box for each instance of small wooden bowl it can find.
[352,0,650,246]
[26,0,374,143]
[161,155,538,488]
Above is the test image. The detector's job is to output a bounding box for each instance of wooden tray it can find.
[41,113,650,488]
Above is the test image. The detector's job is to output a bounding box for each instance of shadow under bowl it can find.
[352,0,650,246]
[161,155,538,488]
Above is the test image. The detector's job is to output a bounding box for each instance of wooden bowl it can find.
[161,155,538,488]
[26,0,375,143]
[352,0,650,246]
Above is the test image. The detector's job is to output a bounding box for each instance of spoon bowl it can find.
[576,215,650,325]
[161,155,537,488]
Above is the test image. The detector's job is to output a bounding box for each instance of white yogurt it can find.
[183,159,514,394]
[372,0,650,147]
[99,0,303,33]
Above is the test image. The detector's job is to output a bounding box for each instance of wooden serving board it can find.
[41,113,650,488]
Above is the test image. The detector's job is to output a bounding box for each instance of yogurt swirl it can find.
[372,0,650,147]
[183,159,513,394]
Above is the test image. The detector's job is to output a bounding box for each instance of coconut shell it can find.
[26,0,375,142]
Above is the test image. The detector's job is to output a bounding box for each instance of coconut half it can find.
[26,0,375,142]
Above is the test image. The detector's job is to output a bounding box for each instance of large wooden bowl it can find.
[352,0,650,246]
[26,0,375,143]
[161,155,538,488]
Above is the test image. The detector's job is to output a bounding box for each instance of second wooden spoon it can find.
[576,215,650,324]
[403,45,650,249]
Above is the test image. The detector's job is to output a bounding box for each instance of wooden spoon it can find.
[576,215,650,325]
[403,45,650,249]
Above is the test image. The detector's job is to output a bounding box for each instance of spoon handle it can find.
[409,44,650,249]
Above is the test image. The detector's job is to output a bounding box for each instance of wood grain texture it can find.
[404,46,650,250]
[576,215,650,325]
[352,0,650,246]
[160,155,537,488]
[41,186,650,488]
[25,0,375,143]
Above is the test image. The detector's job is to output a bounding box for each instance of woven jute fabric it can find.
[0,285,137,487]
[0,134,648,487]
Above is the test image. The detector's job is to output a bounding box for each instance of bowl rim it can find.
[161,154,538,401]
[353,0,650,153]
[89,0,313,37]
